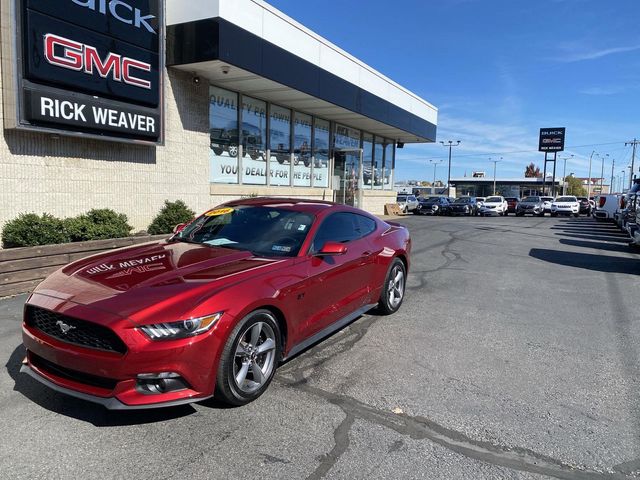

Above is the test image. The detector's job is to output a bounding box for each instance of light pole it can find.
[490,157,502,195]
[561,154,574,195]
[568,173,575,195]
[600,153,609,193]
[587,150,596,199]
[429,159,443,193]
[440,140,460,197]
[610,158,616,193]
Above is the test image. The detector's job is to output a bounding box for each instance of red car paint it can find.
[21,198,410,409]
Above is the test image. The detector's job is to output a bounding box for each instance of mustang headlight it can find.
[140,313,223,341]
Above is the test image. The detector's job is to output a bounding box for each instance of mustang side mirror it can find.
[173,223,188,234]
[316,241,347,256]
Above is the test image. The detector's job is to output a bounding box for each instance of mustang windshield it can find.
[174,206,314,257]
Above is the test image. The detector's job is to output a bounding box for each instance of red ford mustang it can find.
[21,198,410,409]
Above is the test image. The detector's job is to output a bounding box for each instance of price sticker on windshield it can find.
[205,207,234,217]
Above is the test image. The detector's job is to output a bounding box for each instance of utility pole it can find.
[626,139,638,190]
[587,150,595,199]
[440,140,460,198]
[600,153,608,193]
[610,159,615,193]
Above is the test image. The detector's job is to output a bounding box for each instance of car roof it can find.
[223,197,337,214]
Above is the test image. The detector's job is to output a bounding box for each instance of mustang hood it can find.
[33,241,288,323]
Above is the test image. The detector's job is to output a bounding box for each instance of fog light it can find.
[136,372,188,395]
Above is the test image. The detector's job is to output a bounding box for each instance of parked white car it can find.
[480,196,508,216]
[593,194,621,222]
[396,194,419,213]
[550,196,580,217]
[541,196,554,214]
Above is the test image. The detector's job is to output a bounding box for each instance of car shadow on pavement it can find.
[529,249,640,274]
[559,238,638,254]
[6,345,198,426]
[554,232,632,243]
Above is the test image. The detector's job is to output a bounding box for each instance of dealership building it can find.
[0,0,437,240]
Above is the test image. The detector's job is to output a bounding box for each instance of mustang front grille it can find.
[25,306,127,354]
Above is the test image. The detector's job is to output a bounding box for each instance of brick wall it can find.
[0,62,213,243]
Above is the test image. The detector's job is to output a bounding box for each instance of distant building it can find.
[573,178,610,195]
[450,177,562,198]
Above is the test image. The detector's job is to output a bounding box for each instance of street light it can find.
[560,154,574,195]
[440,140,461,197]
[587,151,596,199]
[429,159,443,192]
[490,157,502,195]
[600,153,609,193]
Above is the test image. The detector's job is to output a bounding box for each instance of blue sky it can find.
[267,0,640,186]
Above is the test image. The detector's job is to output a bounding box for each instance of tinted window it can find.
[356,215,377,237]
[312,213,366,252]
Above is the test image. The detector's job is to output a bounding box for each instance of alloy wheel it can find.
[233,322,277,394]
[388,266,405,309]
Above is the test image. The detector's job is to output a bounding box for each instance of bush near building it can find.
[1,209,133,249]
[148,200,196,235]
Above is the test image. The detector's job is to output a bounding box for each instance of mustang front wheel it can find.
[216,310,281,406]
[378,258,406,315]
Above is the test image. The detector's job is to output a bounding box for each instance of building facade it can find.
[451,178,562,198]
[0,0,437,241]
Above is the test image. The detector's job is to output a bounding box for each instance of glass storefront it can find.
[208,84,395,197]
[241,96,268,185]
[269,105,291,187]
[209,86,239,183]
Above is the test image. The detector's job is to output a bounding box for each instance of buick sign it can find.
[539,127,566,152]
[1,0,163,144]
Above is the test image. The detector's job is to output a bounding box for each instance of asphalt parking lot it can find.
[1,215,640,480]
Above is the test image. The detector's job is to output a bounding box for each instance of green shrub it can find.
[2,213,69,248]
[148,200,195,235]
[65,209,132,241]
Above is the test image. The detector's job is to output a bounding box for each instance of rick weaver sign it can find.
[2,0,163,144]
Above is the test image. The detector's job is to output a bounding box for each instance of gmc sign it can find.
[539,127,566,152]
[2,0,163,144]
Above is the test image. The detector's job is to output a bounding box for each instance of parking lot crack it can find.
[282,380,630,480]
[305,413,355,480]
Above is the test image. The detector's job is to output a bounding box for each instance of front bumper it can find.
[21,295,225,409]
[517,207,543,215]
[551,207,579,214]
[480,208,502,216]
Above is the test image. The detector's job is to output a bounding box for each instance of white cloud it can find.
[554,44,640,63]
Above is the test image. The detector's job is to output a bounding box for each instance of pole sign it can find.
[538,128,565,152]
[1,0,164,144]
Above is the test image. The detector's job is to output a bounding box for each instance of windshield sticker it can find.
[272,245,292,253]
[205,207,234,217]
[298,224,307,231]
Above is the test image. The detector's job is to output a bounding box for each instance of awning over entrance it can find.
[165,0,438,144]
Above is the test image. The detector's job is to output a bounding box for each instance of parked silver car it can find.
[397,194,419,213]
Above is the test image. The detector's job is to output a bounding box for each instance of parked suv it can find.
[516,196,545,216]
[576,197,592,215]
[415,196,451,216]
[397,194,419,213]
[551,196,580,217]
[449,197,479,216]
[480,196,508,216]
[541,196,554,214]
[504,197,520,215]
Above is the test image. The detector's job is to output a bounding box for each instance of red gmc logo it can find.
[44,33,152,90]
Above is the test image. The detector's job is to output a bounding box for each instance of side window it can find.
[311,213,361,252]
[355,215,377,238]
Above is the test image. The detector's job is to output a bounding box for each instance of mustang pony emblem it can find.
[56,320,76,335]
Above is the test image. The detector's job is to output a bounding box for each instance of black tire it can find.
[378,258,406,315]
[215,310,282,406]
[212,145,224,156]
[227,143,239,158]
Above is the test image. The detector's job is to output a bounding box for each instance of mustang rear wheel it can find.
[216,310,281,406]
[378,258,406,315]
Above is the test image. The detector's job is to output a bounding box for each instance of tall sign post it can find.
[539,128,566,196]
[1,0,164,144]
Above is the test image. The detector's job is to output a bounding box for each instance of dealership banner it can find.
[1,0,164,144]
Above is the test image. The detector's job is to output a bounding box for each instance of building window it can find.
[313,118,330,188]
[209,86,239,184]
[363,133,374,189]
[241,96,268,185]
[293,112,312,187]
[269,105,292,186]
[373,137,384,190]
[335,124,362,207]
[383,140,393,190]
